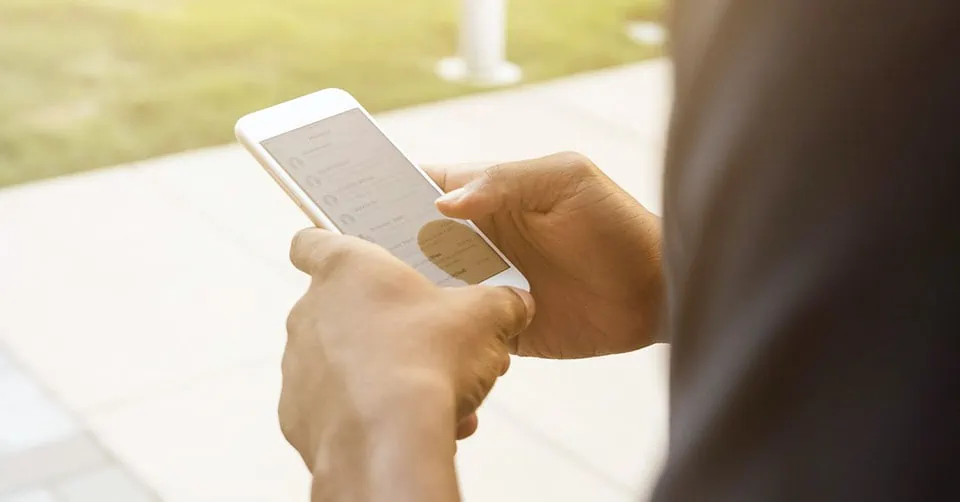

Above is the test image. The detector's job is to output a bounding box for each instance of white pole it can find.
[437,0,521,86]
[461,0,506,79]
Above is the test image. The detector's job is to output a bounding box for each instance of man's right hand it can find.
[425,152,664,359]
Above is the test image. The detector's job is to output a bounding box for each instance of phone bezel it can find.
[235,88,529,290]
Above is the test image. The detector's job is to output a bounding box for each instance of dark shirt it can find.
[655,1,960,500]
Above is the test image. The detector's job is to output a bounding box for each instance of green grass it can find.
[0,0,662,187]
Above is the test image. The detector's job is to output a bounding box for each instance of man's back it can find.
[656,1,960,500]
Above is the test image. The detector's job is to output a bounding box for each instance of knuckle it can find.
[290,228,310,251]
[277,394,295,443]
[285,294,312,336]
[373,273,416,298]
[290,230,366,277]
[309,241,355,278]
[428,164,449,191]
[482,162,507,183]
[455,384,484,418]
[289,229,317,267]
[554,151,596,175]
[314,242,350,272]
[474,287,527,338]
[289,234,304,267]
[285,304,300,337]
[278,417,296,447]
[497,288,528,329]
[494,343,512,375]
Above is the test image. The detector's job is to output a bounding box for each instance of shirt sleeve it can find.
[655,1,960,500]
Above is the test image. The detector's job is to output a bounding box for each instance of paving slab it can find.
[0,173,298,412]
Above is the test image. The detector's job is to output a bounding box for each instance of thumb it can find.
[448,286,536,345]
[423,162,499,192]
[450,286,534,420]
[463,286,535,342]
[434,152,598,220]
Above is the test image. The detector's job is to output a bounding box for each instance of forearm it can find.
[310,391,460,502]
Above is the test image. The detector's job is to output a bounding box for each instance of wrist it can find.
[355,368,457,424]
[311,382,458,502]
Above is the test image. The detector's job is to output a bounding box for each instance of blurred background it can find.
[1,0,663,187]
[1,1,671,501]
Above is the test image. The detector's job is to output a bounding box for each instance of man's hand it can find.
[426,152,663,359]
[281,229,534,501]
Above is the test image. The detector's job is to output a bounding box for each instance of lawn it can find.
[0,0,662,187]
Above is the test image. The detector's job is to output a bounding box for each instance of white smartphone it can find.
[235,88,529,290]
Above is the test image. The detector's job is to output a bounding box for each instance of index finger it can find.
[289,227,342,276]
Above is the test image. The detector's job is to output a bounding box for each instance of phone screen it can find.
[260,108,509,286]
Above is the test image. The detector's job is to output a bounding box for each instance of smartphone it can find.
[235,88,529,290]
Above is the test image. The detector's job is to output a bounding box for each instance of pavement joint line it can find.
[0,344,159,499]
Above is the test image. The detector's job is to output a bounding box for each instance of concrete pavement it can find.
[0,59,672,502]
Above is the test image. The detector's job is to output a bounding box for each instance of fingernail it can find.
[436,186,467,205]
[510,287,536,327]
